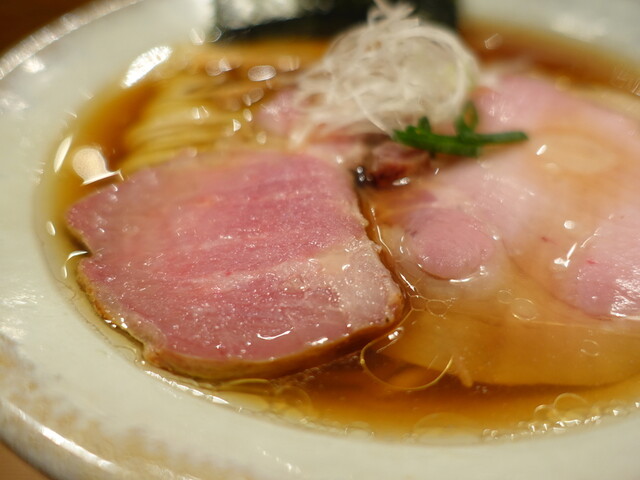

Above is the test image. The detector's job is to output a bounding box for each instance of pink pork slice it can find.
[376,74,640,319]
[364,74,640,386]
[66,151,402,380]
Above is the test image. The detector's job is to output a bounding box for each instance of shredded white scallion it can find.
[291,0,479,142]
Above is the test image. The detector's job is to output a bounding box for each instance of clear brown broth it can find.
[38,22,640,441]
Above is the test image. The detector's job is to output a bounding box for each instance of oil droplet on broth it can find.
[497,289,514,304]
[425,299,452,316]
[580,339,601,358]
[510,297,538,321]
[525,393,598,434]
[270,385,316,422]
[343,421,376,439]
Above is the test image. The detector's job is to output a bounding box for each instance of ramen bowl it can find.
[1,0,639,479]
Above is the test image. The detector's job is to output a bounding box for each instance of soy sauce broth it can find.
[36,23,640,442]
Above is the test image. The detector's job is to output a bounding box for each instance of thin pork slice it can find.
[363,74,640,386]
[67,150,402,380]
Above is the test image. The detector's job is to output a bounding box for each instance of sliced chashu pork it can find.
[364,74,640,386]
[67,150,402,380]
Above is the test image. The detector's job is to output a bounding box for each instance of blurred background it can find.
[0,1,92,478]
[0,0,93,55]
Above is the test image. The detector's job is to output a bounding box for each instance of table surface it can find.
[0,2,94,478]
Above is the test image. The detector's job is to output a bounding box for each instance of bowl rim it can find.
[1,1,640,479]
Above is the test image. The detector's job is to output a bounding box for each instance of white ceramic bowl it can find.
[1,1,640,478]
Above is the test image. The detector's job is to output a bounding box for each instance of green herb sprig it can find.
[393,101,528,157]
